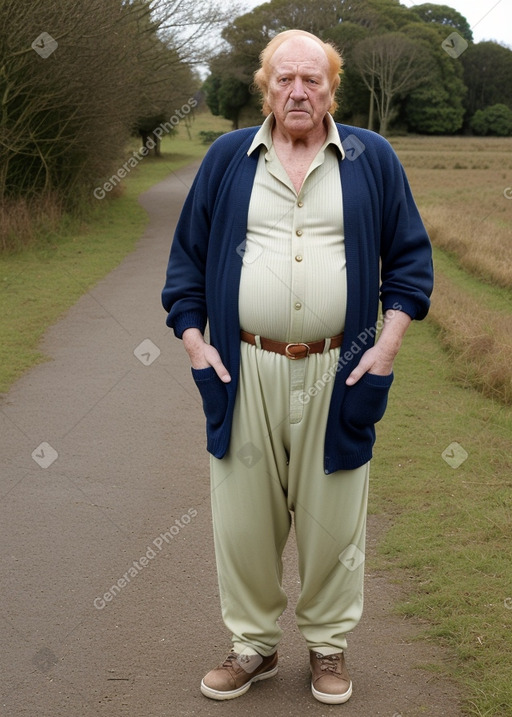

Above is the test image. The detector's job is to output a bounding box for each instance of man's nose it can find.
[290,77,308,99]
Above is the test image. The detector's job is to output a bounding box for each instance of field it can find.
[391,135,512,405]
[0,121,511,715]
[373,134,512,716]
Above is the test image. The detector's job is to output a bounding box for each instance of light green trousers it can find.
[210,341,370,657]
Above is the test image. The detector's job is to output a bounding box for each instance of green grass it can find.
[0,112,232,392]
[369,317,512,717]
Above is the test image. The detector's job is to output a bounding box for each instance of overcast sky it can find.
[238,0,512,48]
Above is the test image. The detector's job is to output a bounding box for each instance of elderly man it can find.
[162,29,433,704]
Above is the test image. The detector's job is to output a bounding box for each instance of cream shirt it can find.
[238,113,347,343]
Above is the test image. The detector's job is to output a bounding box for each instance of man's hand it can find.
[346,309,412,386]
[182,328,231,383]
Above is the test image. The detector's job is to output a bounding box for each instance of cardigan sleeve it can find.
[378,143,433,320]
[161,129,257,339]
[161,163,210,338]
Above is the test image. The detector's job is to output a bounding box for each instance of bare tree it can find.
[352,33,431,135]
[0,0,236,216]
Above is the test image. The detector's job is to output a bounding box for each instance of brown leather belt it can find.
[240,330,344,359]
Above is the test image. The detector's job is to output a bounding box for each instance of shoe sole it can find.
[311,680,353,704]
[200,665,278,700]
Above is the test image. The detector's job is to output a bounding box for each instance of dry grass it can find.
[428,270,512,404]
[0,192,64,252]
[392,136,512,289]
[389,135,512,405]
[421,206,512,290]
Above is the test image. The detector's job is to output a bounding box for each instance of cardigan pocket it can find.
[342,371,394,430]
[191,366,228,430]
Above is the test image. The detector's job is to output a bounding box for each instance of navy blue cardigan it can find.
[162,123,433,473]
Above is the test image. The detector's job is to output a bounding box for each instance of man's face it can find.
[267,37,333,139]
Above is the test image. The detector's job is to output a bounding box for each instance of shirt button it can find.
[297,201,304,208]
[295,254,303,262]
[296,229,303,237]
[294,302,302,310]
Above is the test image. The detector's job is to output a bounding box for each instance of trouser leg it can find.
[210,343,291,657]
[293,462,369,653]
[287,352,370,654]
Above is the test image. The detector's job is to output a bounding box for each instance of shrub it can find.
[470,104,512,136]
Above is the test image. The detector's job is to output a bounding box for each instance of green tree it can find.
[403,23,467,134]
[202,0,473,134]
[204,67,251,129]
[471,104,512,136]
[461,42,512,121]
[206,0,424,127]
[325,0,422,125]
[410,3,473,42]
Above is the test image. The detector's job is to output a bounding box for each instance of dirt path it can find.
[0,163,462,716]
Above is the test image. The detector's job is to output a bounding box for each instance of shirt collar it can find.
[247,112,345,160]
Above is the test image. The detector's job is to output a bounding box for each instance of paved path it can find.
[0,164,462,716]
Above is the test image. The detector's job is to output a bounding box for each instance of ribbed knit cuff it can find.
[169,310,206,339]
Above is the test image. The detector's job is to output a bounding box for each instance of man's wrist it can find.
[182,328,206,358]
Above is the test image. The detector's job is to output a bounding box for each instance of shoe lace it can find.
[316,653,341,673]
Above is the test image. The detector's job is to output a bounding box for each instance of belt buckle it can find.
[285,342,310,359]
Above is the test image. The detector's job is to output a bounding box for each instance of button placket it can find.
[290,198,306,339]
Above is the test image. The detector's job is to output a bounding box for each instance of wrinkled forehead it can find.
[269,37,330,76]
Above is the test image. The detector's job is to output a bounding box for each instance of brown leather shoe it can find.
[309,651,352,704]
[201,650,278,700]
